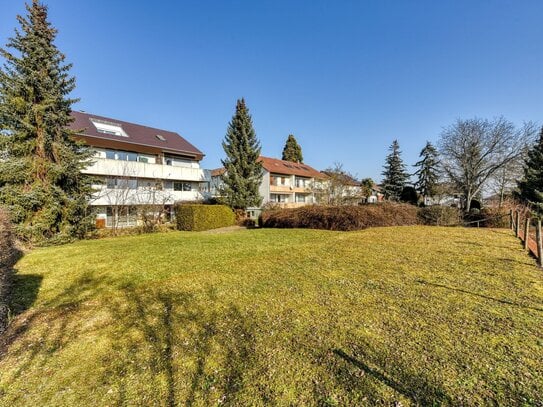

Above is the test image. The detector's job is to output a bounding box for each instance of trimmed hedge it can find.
[175,204,236,231]
[418,206,461,226]
[261,203,419,231]
[0,208,17,334]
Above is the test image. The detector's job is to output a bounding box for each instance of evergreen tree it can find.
[413,141,440,200]
[221,98,263,210]
[0,1,94,243]
[517,127,543,212]
[282,134,303,163]
[381,140,409,201]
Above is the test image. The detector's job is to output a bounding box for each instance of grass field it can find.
[0,226,542,406]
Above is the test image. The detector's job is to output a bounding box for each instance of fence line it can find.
[510,209,542,268]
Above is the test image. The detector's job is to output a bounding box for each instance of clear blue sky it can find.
[1,1,542,181]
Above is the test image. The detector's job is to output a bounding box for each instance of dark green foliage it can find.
[0,1,94,244]
[261,203,419,231]
[360,178,374,199]
[0,207,19,334]
[517,127,543,212]
[382,140,409,201]
[417,206,461,226]
[221,99,263,210]
[413,141,440,198]
[400,186,418,205]
[281,134,303,163]
[175,204,235,231]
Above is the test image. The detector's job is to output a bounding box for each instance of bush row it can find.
[0,208,17,334]
[417,206,461,226]
[261,203,420,231]
[175,204,236,231]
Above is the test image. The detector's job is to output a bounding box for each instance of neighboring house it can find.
[70,111,209,227]
[366,185,384,203]
[320,170,364,205]
[211,156,325,208]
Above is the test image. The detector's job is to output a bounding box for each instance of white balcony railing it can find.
[82,158,207,182]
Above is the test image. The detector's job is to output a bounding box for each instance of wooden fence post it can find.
[515,211,520,237]
[510,209,514,230]
[524,217,530,250]
[536,220,543,268]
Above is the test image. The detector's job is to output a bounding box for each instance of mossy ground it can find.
[0,226,542,406]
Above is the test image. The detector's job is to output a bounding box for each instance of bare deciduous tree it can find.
[489,155,524,208]
[315,163,363,205]
[438,117,535,212]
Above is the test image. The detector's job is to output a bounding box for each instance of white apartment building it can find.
[70,111,209,227]
[211,156,325,208]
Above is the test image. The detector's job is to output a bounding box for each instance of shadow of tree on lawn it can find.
[98,284,266,406]
[416,279,543,312]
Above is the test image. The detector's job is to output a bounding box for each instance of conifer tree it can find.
[413,141,440,200]
[381,140,409,201]
[221,98,263,209]
[282,134,303,163]
[0,1,94,243]
[517,127,543,212]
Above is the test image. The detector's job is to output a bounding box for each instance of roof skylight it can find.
[156,134,166,141]
[90,118,128,138]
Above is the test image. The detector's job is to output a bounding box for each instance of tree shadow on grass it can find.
[9,274,43,316]
[322,342,454,406]
[99,285,267,406]
[416,279,543,312]
[1,278,269,405]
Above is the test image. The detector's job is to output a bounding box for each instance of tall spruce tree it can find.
[282,134,303,163]
[0,1,94,243]
[381,140,409,201]
[221,98,263,210]
[413,141,440,200]
[517,127,543,212]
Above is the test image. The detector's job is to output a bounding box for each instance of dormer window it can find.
[155,134,166,141]
[90,118,128,137]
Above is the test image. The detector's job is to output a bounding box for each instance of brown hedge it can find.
[0,208,17,334]
[261,203,419,231]
[418,206,461,226]
[175,204,236,231]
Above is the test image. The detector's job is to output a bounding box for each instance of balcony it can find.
[88,185,203,206]
[82,158,207,182]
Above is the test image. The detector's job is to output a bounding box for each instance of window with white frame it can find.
[90,118,129,137]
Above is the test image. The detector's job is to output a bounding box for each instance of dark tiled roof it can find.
[70,111,204,158]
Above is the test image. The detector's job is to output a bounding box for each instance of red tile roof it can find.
[70,111,204,159]
[259,156,325,178]
[210,168,226,177]
[210,156,325,179]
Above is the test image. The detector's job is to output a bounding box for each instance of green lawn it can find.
[0,227,542,406]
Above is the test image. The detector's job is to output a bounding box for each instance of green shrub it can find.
[418,206,461,226]
[261,203,419,231]
[0,207,19,334]
[175,204,235,231]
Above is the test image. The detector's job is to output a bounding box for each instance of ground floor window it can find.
[106,206,138,228]
[173,182,193,191]
[270,193,289,203]
[295,193,310,203]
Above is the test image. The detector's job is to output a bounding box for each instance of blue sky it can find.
[1,1,542,181]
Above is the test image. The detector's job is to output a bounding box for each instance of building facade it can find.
[211,156,325,208]
[70,111,208,227]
